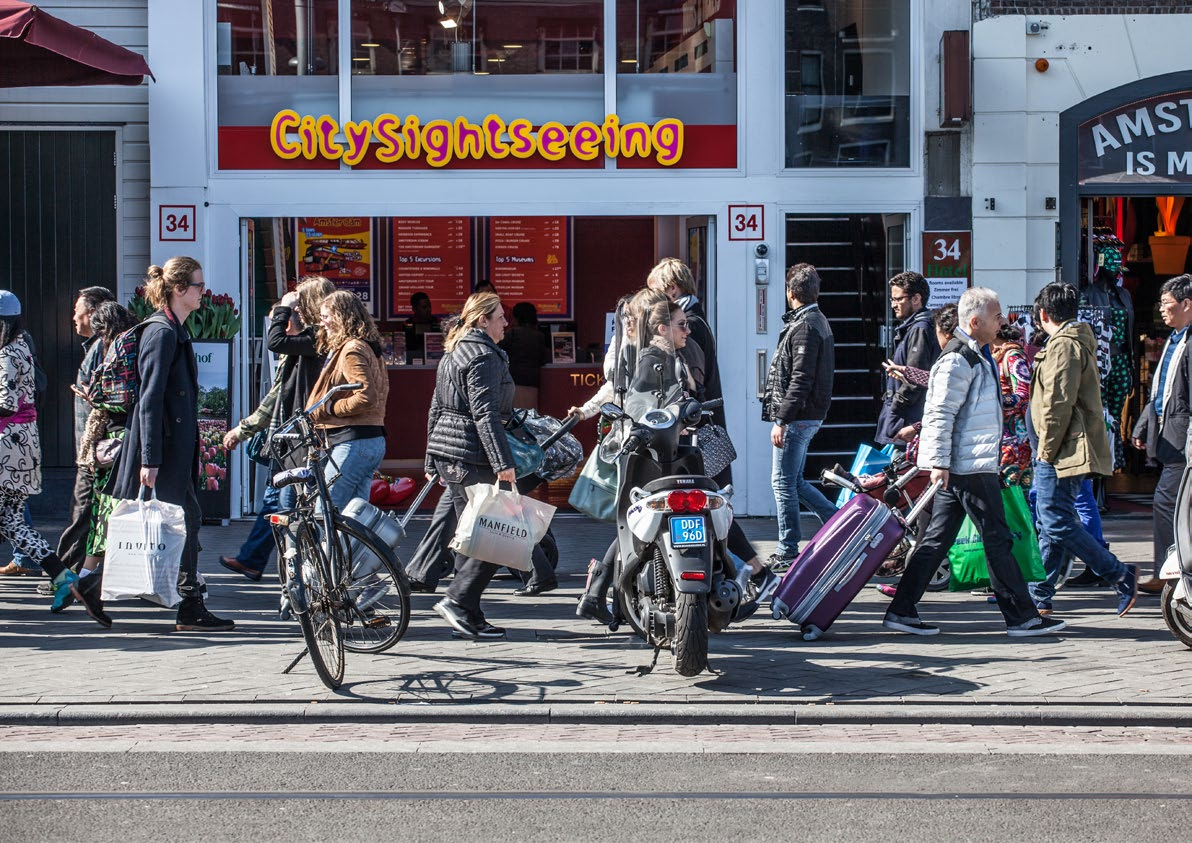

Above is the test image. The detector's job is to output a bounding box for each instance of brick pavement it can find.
[0,510,1186,712]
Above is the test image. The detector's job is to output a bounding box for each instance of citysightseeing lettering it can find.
[269,111,685,168]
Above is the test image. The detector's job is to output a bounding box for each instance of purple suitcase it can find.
[770,479,939,641]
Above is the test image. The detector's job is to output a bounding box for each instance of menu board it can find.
[391,217,473,317]
[486,217,570,319]
[295,218,374,313]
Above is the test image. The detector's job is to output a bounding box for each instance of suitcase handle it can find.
[398,474,440,531]
[903,479,944,525]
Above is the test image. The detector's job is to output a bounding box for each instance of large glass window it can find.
[615,0,736,128]
[217,0,339,128]
[350,0,605,125]
[784,0,910,168]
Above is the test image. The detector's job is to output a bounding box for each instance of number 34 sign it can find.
[728,204,764,241]
[921,231,971,308]
[159,205,197,242]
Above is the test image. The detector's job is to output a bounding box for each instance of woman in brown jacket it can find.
[307,291,389,510]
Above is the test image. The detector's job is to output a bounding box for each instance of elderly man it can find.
[884,287,1065,637]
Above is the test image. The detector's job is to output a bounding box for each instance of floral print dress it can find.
[993,341,1032,488]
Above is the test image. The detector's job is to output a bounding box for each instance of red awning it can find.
[0,1,153,87]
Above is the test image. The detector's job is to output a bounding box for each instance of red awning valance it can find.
[0,1,153,87]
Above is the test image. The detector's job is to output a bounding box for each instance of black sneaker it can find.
[464,620,506,640]
[882,610,940,636]
[751,568,781,604]
[73,573,112,629]
[768,554,797,575]
[434,597,480,639]
[1066,567,1109,588]
[175,596,235,632]
[408,580,436,594]
[1006,616,1067,637]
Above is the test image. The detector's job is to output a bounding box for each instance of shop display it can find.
[295,217,374,310]
[487,217,571,318]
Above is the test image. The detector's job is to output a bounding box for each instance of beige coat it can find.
[307,338,389,430]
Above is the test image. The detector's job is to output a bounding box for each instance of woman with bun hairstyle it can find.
[306,290,390,510]
[108,257,235,631]
[426,292,518,640]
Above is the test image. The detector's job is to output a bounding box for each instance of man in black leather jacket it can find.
[761,264,838,565]
[875,271,940,447]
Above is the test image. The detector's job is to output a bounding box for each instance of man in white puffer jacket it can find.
[884,288,1066,638]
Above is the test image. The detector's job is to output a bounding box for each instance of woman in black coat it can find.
[108,257,234,632]
[426,292,517,641]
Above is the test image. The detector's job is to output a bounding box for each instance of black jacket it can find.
[679,297,725,426]
[762,303,834,424]
[109,309,198,505]
[875,307,940,444]
[425,329,515,474]
[266,306,325,427]
[499,326,550,388]
[1132,332,1190,466]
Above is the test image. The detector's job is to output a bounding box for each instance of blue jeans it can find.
[237,483,280,573]
[1029,460,1127,604]
[325,436,386,512]
[772,419,838,558]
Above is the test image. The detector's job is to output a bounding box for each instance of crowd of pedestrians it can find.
[1,255,1186,646]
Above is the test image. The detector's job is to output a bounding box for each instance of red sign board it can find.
[486,217,570,318]
[921,231,971,309]
[391,218,473,317]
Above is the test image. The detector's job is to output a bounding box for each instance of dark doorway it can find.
[0,130,117,467]
[785,213,891,481]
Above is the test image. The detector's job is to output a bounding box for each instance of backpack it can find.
[87,315,166,413]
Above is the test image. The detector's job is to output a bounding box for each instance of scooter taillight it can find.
[666,490,707,513]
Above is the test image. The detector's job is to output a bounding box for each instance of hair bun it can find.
[147,265,163,279]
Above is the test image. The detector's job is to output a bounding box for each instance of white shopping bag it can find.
[449,482,556,571]
[101,490,186,607]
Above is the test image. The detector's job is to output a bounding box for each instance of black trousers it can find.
[55,466,96,570]
[1153,461,1184,578]
[408,473,556,590]
[890,471,1038,628]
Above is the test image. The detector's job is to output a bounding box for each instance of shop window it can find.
[784,0,910,168]
[216,0,339,127]
[614,0,737,139]
[349,0,604,125]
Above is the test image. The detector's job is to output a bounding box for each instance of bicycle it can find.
[266,382,411,690]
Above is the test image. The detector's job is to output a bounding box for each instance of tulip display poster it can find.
[295,217,375,314]
[194,339,233,519]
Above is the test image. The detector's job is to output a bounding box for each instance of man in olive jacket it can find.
[1028,282,1137,616]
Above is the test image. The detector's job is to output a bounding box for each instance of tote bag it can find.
[948,487,1047,591]
[568,448,619,522]
[101,490,186,607]
[450,482,557,571]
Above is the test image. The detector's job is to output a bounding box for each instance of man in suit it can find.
[1132,274,1192,593]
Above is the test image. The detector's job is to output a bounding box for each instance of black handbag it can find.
[697,423,737,478]
[246,430,272,467]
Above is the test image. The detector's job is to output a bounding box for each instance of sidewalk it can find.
[1,508,1187,726]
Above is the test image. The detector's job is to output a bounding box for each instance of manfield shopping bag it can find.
[948,487,1046,591]
[568,448,619,522]
[450,482,557,571]
[835,443,898,507]
[101,490,186,606]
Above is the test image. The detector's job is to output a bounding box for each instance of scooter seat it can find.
[642,475,721,494]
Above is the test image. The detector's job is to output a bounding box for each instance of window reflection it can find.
[785,0,910,168]
[217,0,339,76]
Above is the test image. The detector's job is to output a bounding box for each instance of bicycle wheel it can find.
[335,517,412,654]
[293,524,345,689]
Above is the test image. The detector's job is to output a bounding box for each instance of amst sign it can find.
[1078,90,1192,184]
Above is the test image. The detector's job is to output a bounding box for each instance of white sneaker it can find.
[1006,616,1067,637]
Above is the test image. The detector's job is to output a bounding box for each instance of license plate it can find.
[670,515,707,547]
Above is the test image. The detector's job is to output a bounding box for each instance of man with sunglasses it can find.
[876,271,940,447]
[1131,274,1192,593]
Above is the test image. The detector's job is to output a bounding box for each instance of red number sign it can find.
[728,204,764,241]
[159,205,196,242]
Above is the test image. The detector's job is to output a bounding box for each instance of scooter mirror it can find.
[600,402,625,420]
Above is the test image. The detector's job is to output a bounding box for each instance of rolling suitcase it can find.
[771,478,940,641]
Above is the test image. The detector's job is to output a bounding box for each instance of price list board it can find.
[486,217,571,319]
[391,217,473,317]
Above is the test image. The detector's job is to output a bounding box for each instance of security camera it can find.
[754,244,769,258]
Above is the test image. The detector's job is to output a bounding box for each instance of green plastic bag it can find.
[948,487,1046,591]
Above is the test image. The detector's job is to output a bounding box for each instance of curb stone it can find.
[1,702,1190,728]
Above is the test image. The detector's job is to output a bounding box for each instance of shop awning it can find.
[0,1,153,87]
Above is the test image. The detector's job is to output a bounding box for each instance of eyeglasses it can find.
[890,294,911,304]
[187,281,206,291]
[1160,298,1182,309]
[671,320,690,330]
